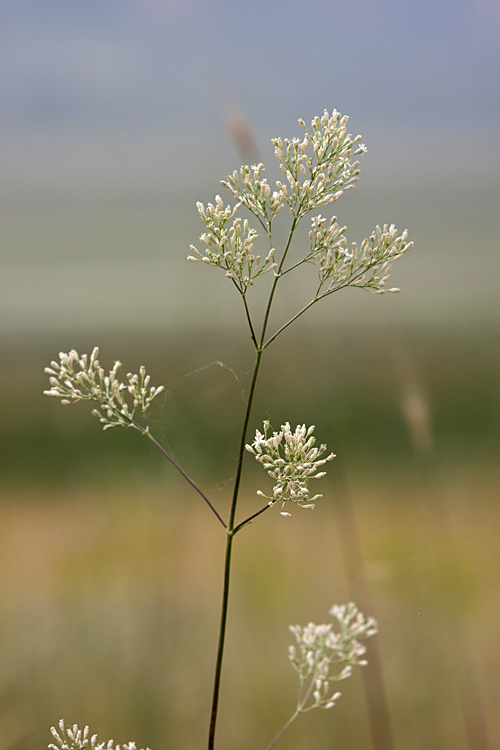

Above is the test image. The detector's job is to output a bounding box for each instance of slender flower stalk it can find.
[207,346,264,750]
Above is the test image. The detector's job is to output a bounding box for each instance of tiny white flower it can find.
[311,214,326,227]
[338,247,352,259]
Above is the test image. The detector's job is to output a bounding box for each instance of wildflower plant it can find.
[45,108,414,750]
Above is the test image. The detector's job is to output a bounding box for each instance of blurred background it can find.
[1,1,499,749]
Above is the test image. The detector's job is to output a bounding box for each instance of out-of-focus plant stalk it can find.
[399,352,491,750]
[332,456,395,750]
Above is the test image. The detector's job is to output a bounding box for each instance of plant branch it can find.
[259,217,298,348]
[263,261,376,350]
[143,429,227,528]
[263,297,318,349]
[233,501,273,535]
[255,213,269,232]
[208,210,316,749]
[264,709,300,750]
[280,255,315,277]
[242,293,258,349]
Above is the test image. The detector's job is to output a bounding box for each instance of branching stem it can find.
[263,297,318,349]
[233,501,273,534]
[259,218,297,348]
[208,215,303,750]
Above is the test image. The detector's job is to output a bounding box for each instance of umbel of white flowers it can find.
[288,603,378,713]
[246,421,335,515]
[188,109,413,298]
[44,348,164,431]
[49,720,149,750]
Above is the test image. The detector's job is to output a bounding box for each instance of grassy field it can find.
[1,325,499,750]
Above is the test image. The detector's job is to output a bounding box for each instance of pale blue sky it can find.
[1,0,498,332]
[2,0,499,131]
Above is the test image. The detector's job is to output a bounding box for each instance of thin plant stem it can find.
[280,255,315,276]
[142,428,227,528]
[259,218,297,347]
[264,297,318,349]
[207,217,298,749]
[298,671,317,710]
[266,679,320,750]
[207,347,264,750]
[233,501,273,534]
[264,709,300,750]
[208,209,334,748]
[264,665,340,750]
[256,214,269,232]
[263,262,375,349]
[242,293,258,350]
[208,529,235,750]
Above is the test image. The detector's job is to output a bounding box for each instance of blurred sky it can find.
[1,0,499,333]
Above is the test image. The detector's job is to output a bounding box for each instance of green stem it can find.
[264,709,300,750]
[263,297,318,349]
[233,501,273,535]
[208,213,300,749]
[259,217,297,347]
[263,262,374,349]
[207,529,234,750]
[242,293,258,350]
[207,348,263,750]
[142,428,227,528]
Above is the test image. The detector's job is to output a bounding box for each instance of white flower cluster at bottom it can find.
[49,720,150,750]
[288,602,378,711]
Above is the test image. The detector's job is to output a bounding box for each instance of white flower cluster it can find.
[271,109,364,219]
[288,603,378,712]
[44,348,164,431]
[316,221,414,295]
[221,110,363,224]
[188,195,277,291]
[245,421,335,515]
[190,109,414,302]
[49,721,150,750]
[221,163,288,223]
